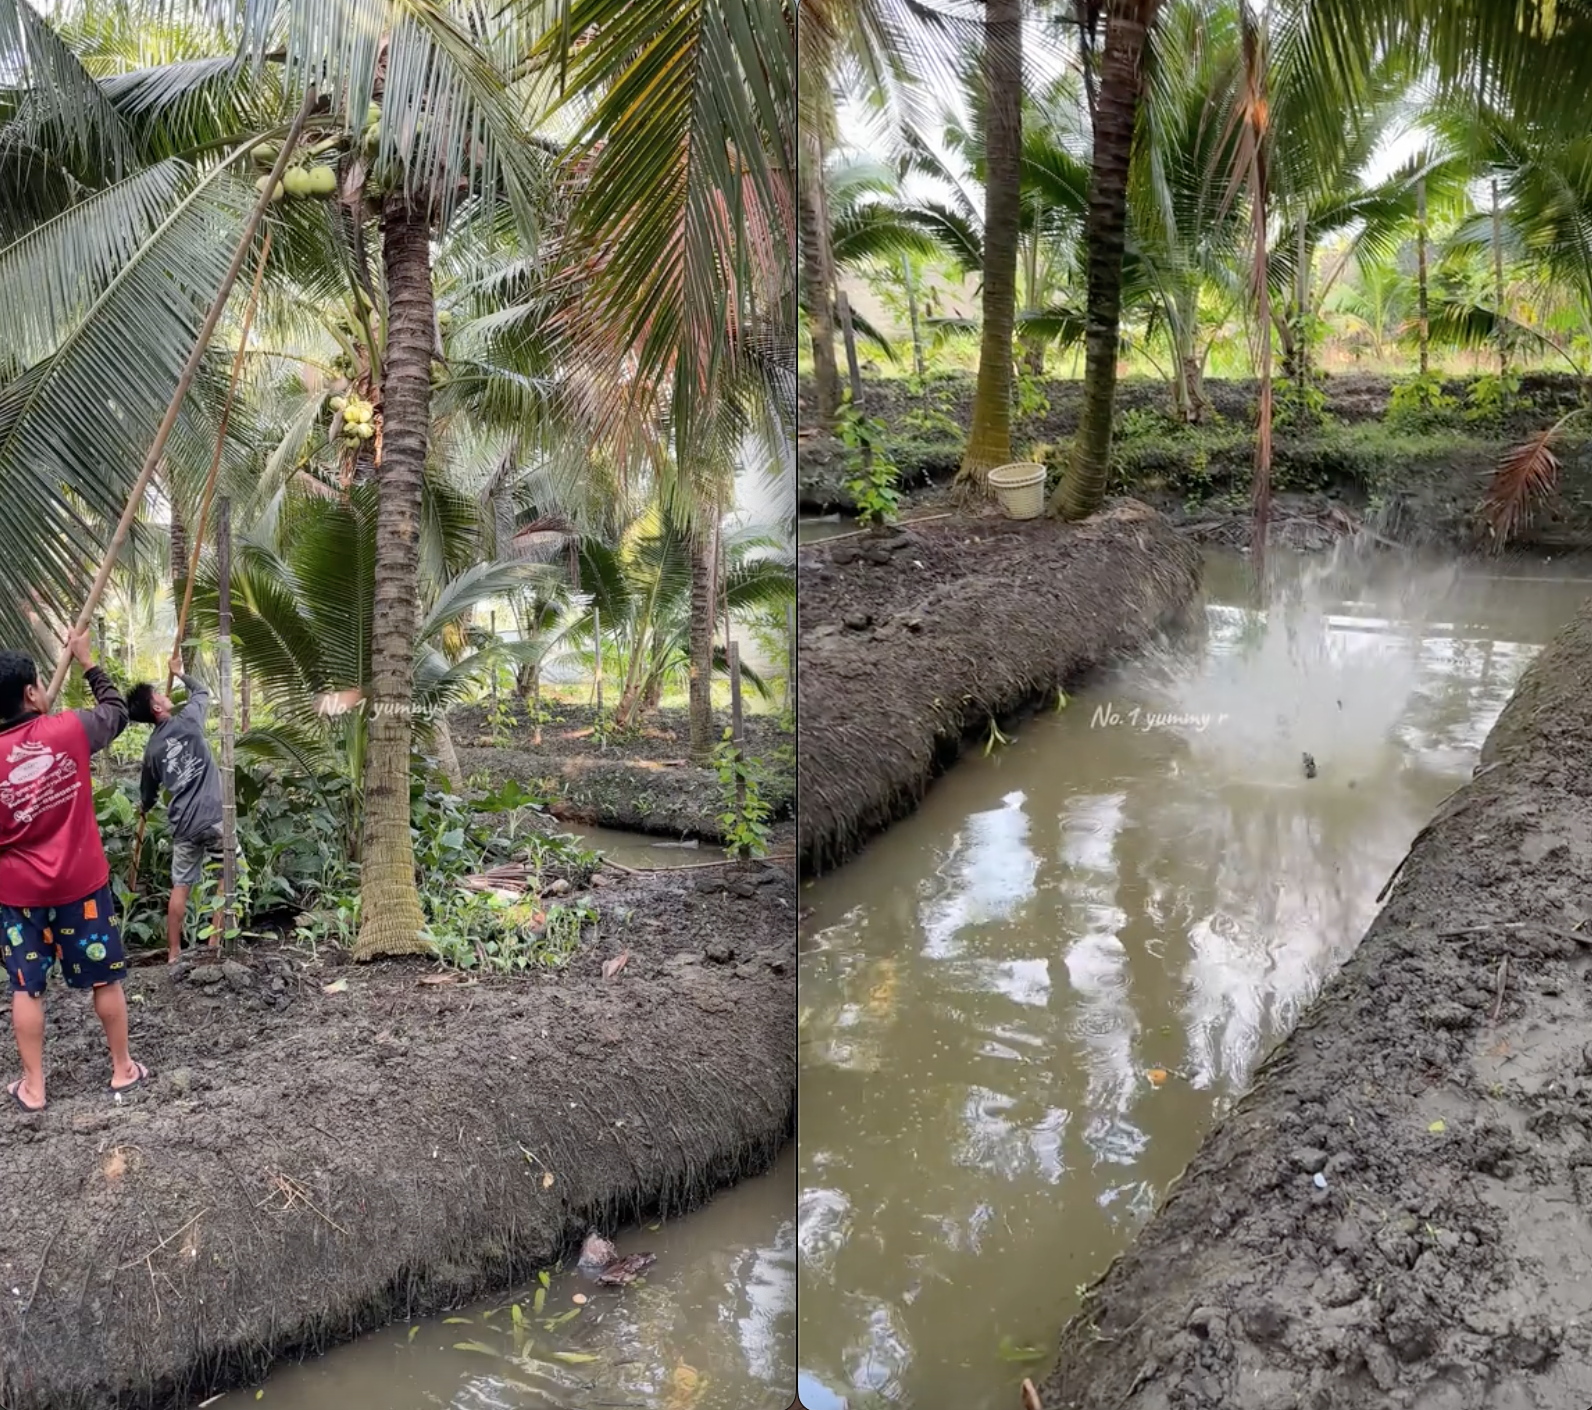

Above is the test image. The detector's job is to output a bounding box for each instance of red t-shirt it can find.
[0,708,110,908]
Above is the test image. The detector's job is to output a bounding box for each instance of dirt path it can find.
[451,703,794,843]
[0,865,793,1410]
[1039,597,1592,1409]
[798,502,1202,877]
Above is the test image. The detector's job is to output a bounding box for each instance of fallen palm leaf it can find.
[602,951,630,980]
[552,1351,597,1363]
[1482,410,1586,545]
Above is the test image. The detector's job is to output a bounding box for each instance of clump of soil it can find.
[1039,597,1592,1409]
[798,503,1202,876]
[450,702,794,843]
[0,865,794,1410]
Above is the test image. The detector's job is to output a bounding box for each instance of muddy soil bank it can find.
[1037,598,1592,1410]
[797,503,1201,877]
[450,702,794,844]
[0,866,795,1410]
[799,371,1592,550]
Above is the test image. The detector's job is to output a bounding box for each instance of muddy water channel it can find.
[209,1149,793,1410]
[797,548,1592,1410]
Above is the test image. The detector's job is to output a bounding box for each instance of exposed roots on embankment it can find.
[0,868,794,1410]
[1040,598,1592,1409]
[797,503,1202,877]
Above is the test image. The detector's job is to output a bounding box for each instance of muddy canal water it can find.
[209,1149,793,1409]
[797,548,1591,1410]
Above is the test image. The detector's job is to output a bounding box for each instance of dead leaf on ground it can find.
[322,978,349,994]
[419,974,457,987]
[1021,1379,1042,1410]
[104,1148,127,1182]
[541,1172,554,1189]
[602,951,631,980]
[562,727,596,740]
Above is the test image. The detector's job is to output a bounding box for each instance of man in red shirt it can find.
[0,627,145,1112]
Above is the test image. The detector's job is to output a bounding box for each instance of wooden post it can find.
[1416,178,1429,377]
[729,641,744,744]
[592,605,603,726]
[728,641,746,857]
[1492,177,1506,378]
[836,288,864,405]
[785,602,795,712]
[903,255,925,379]
[217,498,238,947]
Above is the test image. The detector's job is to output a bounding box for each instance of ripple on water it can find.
[799,547,1590,1410]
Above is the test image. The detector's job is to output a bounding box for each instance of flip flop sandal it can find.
[109,1061,149,1096]
[8,1080,44,1113]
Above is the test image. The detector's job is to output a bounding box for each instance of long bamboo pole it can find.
[45,91,315,707]
[127,232,273,889]
[169,228,274,696]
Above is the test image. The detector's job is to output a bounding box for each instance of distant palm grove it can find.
[798,0,1592,533]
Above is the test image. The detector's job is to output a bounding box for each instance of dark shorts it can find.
[1,883,126,997]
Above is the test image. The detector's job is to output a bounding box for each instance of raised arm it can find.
[67,628,128,755]
[171,650,209,715]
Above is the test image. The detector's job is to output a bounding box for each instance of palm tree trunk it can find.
[955,0,1024,493]
[799,121,843,431]
[432,716,465,793]
[687,526,715,766]
[351,197,432,962]
[1051,0,1158,518]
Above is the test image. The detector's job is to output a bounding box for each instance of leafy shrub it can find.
[837,401,902,527]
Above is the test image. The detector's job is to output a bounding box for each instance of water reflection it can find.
[799,547,1591,1410]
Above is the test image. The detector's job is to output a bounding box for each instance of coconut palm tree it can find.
[542,0,796,766]
[189,481,558,834]
[954,0,1023,495]
[1,0,545,963]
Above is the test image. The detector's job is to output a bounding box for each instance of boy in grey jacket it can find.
[128,652,226,963]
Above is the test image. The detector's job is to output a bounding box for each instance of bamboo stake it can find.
[217,498,237,944]
[728,641,746,857]
[44,92,315,708]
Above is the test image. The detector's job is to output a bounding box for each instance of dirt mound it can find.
[797,504,1202,876]
[0,867,794,1410]
[1039,598,1592,1409]
[451,704,794,843]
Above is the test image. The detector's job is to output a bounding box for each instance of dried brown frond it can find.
[1482,421,1565,547]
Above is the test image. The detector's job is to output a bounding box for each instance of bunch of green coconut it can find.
[330,392,376,449]
[252,135,342,202]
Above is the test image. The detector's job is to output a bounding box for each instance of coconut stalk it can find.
[45,93,316,706]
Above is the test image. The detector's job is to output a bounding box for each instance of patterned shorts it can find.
[1,883,126,997]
